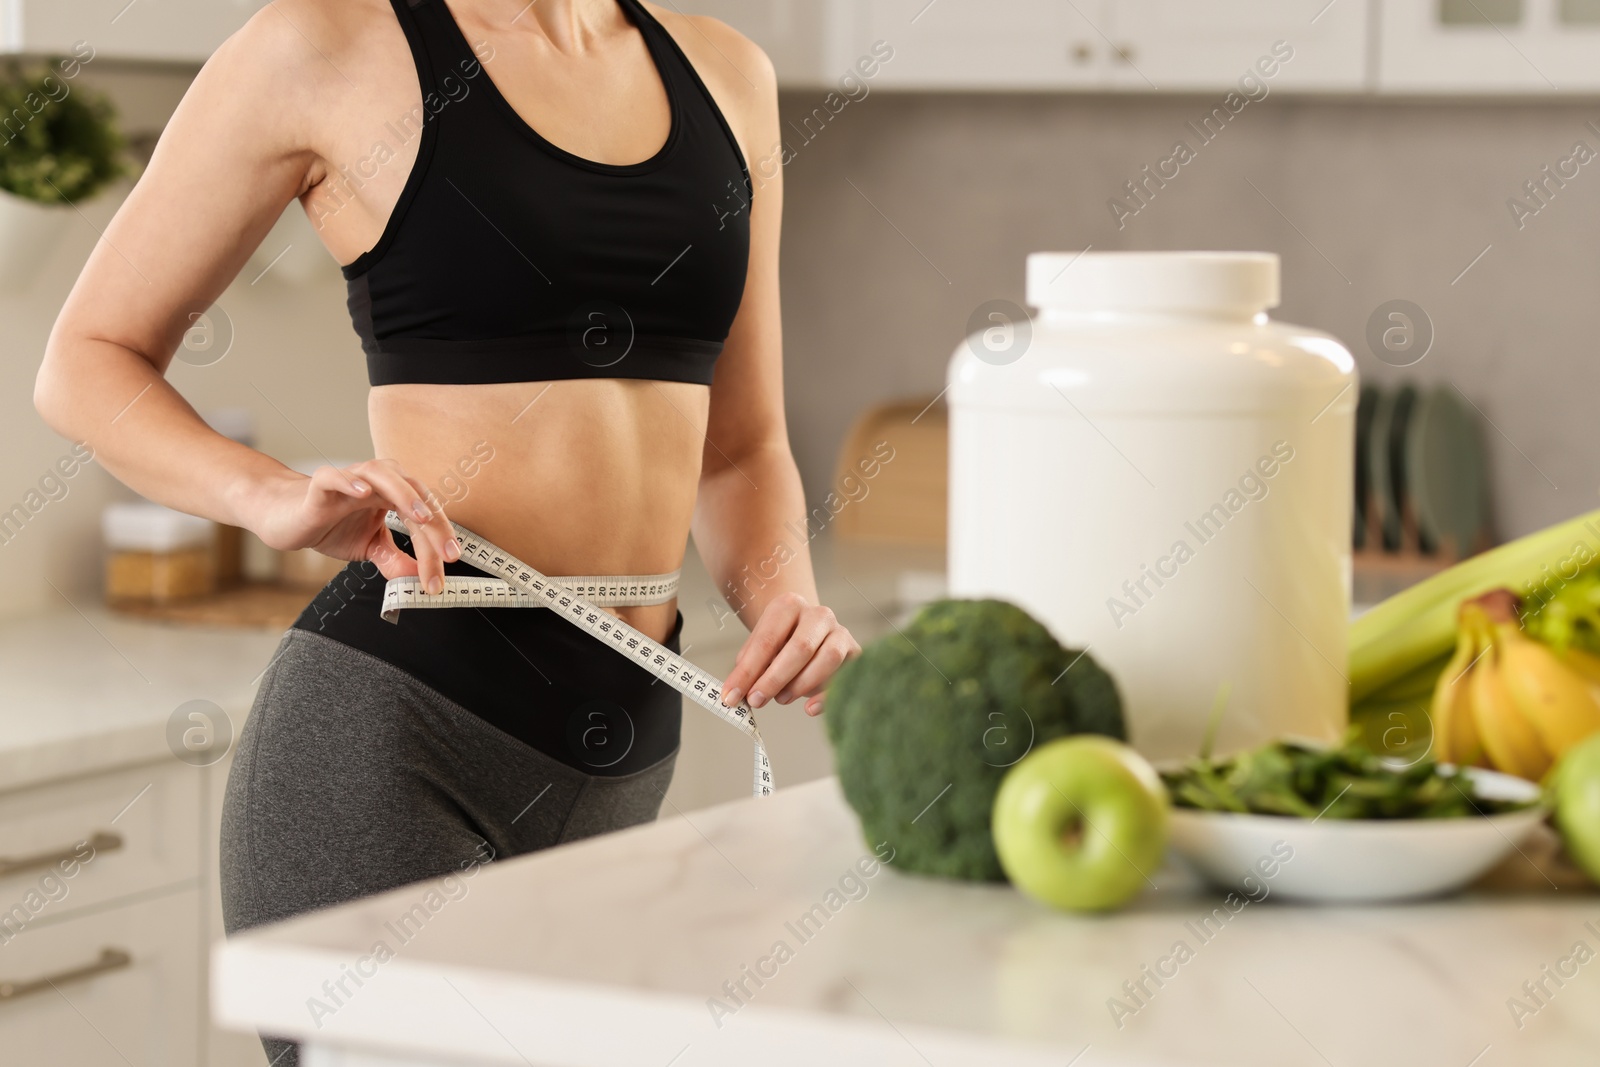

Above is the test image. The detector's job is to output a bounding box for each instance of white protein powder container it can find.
[947,251,1357,761]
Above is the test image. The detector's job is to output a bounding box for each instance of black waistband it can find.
[364,333,722,386]
[292,557,684,776]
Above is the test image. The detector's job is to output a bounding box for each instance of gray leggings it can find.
[220,629,678,1066]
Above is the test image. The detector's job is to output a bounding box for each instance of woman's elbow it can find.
[33,346,86,438]
[33,359,65,431]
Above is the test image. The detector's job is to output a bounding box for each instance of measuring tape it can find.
[377,512,773,797]
[380,573,681,611]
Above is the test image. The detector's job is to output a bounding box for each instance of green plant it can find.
[1160,726,1540,819]
[825,598,1126,882]
[0,62,128,204]
[1348,506,1600,703]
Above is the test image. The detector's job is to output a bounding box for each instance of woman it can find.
[34,0,857,1060]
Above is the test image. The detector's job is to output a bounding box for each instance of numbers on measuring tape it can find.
[377,513,772,797]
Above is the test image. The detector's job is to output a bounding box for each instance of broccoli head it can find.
[825,598,1125,881]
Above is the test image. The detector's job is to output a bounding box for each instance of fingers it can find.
[745,605,838,708]
[775,628,860,705]
[396,467,462,565]
[720,592,804,706]
[802,634,862,715]
[724,593,857,714]
[310,460,459,593]
[365,525,419,581]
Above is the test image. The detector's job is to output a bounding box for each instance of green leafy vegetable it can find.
[0,62,129,204]
[1160,726,1538,820]
[826,598,1125,881]
[1522,566,1600,655]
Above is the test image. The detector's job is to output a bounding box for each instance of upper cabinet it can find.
[1104,0,1367,92]
[678,0,855,87]
[14,0,1600,94]
[845,0,1117,90]
[1380,0,1600,92]
[702,0,1370,92]
[0,0,268,65]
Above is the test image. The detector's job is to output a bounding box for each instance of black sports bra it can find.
[341,0,752,387]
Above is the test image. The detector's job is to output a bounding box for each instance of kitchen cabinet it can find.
[0,608,282,1067]
[675,0,856,87]
[0,0,268,64]
[711,1,1600,95]
[708,0,1366,92]
[1380,0,1600,92]
[848,0,1116,91]
[0,761,199,917]
[1106,0,1368,92]
[0,890,201,1066]
[685,0,1111,90]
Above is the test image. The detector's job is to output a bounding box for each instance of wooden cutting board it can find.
[110,582,315,630]
[832,396,947,547]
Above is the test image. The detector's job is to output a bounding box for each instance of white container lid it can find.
[1026,251,1280,316]
[102,502,214,552]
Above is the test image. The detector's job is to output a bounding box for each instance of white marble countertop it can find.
[0,607,285,791]
[214,776,1600,1067]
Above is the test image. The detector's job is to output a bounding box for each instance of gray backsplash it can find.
[775,89,1600,542]
[4,76,1594,618]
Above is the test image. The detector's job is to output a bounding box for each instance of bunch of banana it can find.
[1349,508,1600,764]
[1431,590,1600,780]
[1351,507,1600,702]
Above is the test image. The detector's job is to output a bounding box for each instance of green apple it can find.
[991,736,1168,912]
[1554,732,1600,884]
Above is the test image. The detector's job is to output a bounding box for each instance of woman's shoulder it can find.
[640,3,777,133]
[212,0,398,90]
[189,0,411,166]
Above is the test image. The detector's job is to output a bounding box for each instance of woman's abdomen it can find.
[368,377,709,641]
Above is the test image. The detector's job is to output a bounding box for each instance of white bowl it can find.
[1166,767,1548,904]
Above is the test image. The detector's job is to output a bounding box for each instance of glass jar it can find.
[102,502,217,604]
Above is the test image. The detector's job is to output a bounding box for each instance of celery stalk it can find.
[1349,507,1600,702]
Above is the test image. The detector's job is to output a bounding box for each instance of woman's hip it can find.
[220,628,679,934]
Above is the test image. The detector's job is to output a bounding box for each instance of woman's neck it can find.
[452,0,624,52]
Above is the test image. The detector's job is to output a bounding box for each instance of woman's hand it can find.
[720,592,860,717]
[249,459,461,592]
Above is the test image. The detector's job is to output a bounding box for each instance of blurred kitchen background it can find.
[2,0,1598,790]
[3,1,1600,1062]
[7,2,1599,603]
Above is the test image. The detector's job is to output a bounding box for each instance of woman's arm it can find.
[682,22,859,717]
[33,3,457,588]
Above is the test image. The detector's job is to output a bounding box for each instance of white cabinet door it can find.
[1107,0,1367,91]
[1381,0,1600,92]
[0,0,269,64]
[679,0,852,87]
[852,0,1116,90]
[0,888,201,1067]
[0,759,201,924]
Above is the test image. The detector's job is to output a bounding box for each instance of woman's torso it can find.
[293,0,753,643]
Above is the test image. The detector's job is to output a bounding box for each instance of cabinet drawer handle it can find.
[0,947,132,1002]
[0,832,122,879]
